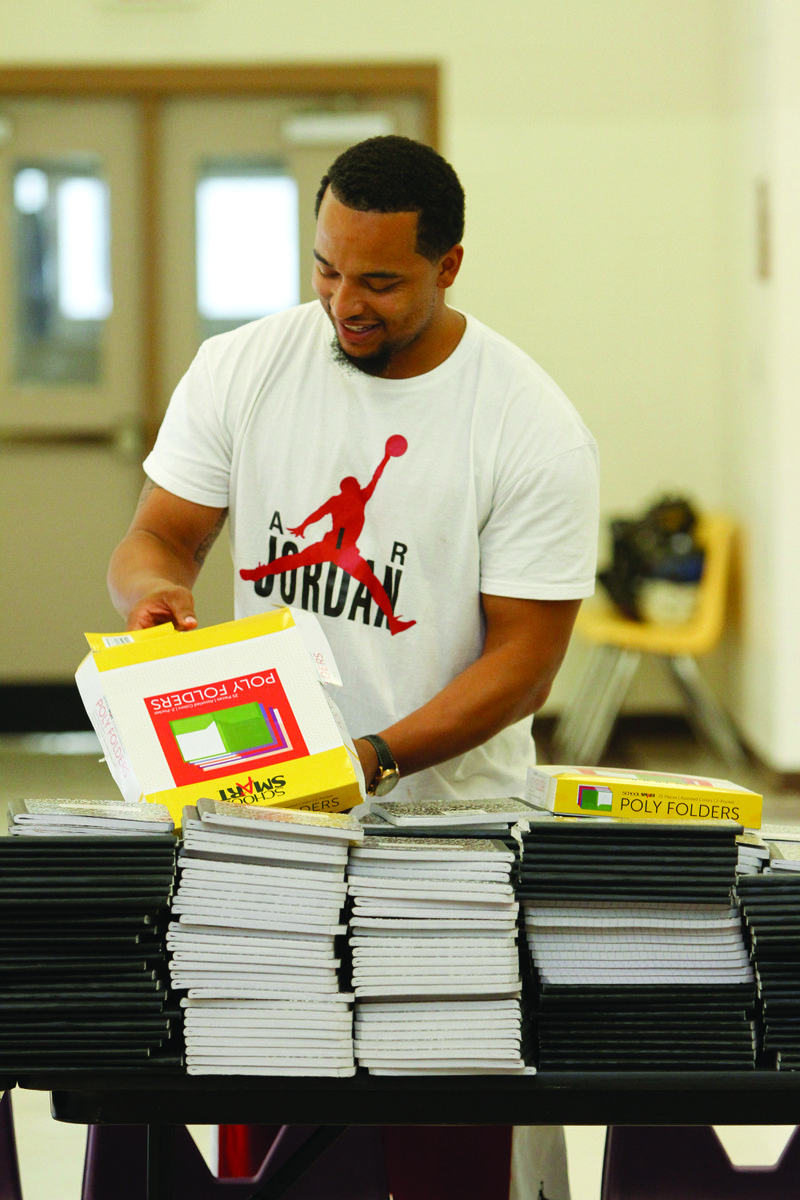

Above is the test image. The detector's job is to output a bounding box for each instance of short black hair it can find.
[315,135,465,262]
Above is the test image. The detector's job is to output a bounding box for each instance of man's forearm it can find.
[363,595,581,781]
[107,483,228,630]
[375,642,554,777]
[108,530,199,621]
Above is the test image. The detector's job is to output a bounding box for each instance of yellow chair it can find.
[554,513,746,767]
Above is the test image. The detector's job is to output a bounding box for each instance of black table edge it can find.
[9,1069,800,1127]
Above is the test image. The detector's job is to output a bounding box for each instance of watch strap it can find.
[361,734,397,775]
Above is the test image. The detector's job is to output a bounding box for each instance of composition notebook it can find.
[368,797,538,828]
[7,798,174,836]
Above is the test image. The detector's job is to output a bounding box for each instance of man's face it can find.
[313,189,460,379]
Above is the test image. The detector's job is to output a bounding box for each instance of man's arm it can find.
[108,479,228,631]
[288,497,334,539]
[354,593,581,785]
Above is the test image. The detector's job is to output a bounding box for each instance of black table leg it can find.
[247,1126,348,1200]
[146,1124,175,1200]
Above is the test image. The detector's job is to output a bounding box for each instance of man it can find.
[108,134,598,803]
[108,135,598,1200]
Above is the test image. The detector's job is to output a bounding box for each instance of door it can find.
[0,97,146,680]
[0,81,431,684]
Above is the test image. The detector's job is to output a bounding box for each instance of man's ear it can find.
[437,244,464,289]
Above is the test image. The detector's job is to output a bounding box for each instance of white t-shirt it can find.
[144,302,599,801]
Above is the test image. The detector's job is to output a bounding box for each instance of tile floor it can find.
[2,718,800,1199]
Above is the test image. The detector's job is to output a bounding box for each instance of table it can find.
[13,1069,800,1200]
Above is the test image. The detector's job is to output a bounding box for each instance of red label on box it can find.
[144,668,308,786]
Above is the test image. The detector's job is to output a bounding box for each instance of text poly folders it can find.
[75,608,365,824]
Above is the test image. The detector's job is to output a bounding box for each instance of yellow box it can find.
[525,764,762,828]
[76,608,365,824]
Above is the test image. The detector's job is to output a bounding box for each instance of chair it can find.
[0,1092,23,1200]
[81,1123,390,1200]
[601,1125,800,1199]
[554,513,745,768]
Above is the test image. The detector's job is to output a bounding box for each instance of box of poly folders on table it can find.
[525,765,762,828]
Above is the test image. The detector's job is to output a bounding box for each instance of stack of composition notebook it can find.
[348,830,527,1075]
[0,800,179,1073]
[519,814,757,1071]
[736,871,800,1069]
[170,799,362,1075]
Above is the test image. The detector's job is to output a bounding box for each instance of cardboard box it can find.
[76,607,365,823]
[525,764,762,829]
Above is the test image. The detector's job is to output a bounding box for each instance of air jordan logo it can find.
[240,435,415,635]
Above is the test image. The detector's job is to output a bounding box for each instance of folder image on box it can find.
[171,701,291,770]
[146,667,306,787]
[577,784,613,811]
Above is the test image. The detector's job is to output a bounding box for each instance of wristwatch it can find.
[361,734,400,796]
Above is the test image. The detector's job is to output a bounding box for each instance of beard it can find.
[329,335,394,378]
[326,294,438,379]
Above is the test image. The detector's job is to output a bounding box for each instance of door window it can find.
[13,159,112,385]
[196,159,299,340]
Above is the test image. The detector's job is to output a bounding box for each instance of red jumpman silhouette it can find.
[240,435,416,635]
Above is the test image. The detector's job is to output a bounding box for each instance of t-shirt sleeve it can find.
[479,440,600,600]
[142,343,233,508]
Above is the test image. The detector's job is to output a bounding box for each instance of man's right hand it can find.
[125,584,199,632]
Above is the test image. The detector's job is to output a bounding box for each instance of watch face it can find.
[373,768,400,796]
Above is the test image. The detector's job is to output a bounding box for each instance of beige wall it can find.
[2,1,797,767]
[723,0,800,770]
